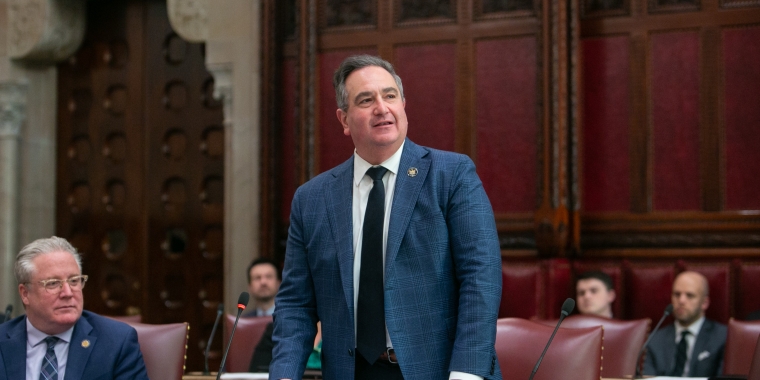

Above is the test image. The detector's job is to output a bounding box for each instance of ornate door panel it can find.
[56,0,224,371]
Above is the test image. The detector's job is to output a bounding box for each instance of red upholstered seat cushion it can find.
[495,318,603,380]
[222,315,273,372]
[560,315,650,378]
[500,264,542,319]
[725,319,760,375]
[127,322,189,380]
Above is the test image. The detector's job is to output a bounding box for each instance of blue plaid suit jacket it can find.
[269,139,502,380]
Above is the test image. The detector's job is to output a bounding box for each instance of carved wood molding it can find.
[166,0,208,43]
[583,232,760,248]
[206,63,232,129]
[0,82,29,138]
[8,0,85,62]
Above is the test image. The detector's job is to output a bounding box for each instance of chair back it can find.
[496,318,603,380]
[748,338,760,380]
[105,314,142,323]
[223,314,273,372]
[127,321,189,380]
[560,315,650,378]
[725,318,760,375]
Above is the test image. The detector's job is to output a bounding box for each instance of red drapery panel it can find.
[394,43,457,152]
[476,37,538,214]
[724,26,760,211]
[582,36,631,212]
[651,31,701,211]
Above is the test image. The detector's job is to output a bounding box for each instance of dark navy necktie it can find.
[672,330,691,376]
[356,166,388,365]
[40,336,59,380]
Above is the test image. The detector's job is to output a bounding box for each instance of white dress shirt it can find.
[674,316,705,377]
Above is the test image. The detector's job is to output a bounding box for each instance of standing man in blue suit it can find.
[269,55,503,380]
[0,236,148,379]
[643,271,726,377]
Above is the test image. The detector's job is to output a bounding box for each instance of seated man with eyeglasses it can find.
[0,236,148,379]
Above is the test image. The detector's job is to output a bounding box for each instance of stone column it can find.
[0,81,27,307]
[0,0,85,311]
[168,0,262,314]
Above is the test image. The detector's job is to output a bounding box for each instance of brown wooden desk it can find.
[184,370,322,380]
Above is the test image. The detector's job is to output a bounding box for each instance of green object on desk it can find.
[306,340,322,370]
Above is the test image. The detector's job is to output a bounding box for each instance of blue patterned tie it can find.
[356,166,388,365]
[40,336,59,380]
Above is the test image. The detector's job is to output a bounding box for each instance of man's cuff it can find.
[449,371,483,380]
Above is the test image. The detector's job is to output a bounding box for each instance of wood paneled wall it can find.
[579,0,760,256]
[260,0,760,263]
[262,0,580,259]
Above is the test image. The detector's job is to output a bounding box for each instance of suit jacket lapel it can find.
[0,317,28,379]
[386,140,430,267]
[64,315,97,380]
[325,158,357,320]
[689,319,713,374]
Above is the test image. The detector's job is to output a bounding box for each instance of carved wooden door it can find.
[56,0,224,371]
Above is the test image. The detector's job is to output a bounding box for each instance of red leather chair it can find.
[724,318,760,375]
[126,321,189,380]
[222,315,273,372]
[496,318,603,380]
[559,315,650,378]
[748,338,760,380]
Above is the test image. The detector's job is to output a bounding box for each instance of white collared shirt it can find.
[351,141,404,349]
[26,317,74,380]
[674,316,706,377]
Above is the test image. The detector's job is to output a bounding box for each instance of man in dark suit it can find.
[0,236,148,379]
[269,55,502,380]
[643,271,726,377]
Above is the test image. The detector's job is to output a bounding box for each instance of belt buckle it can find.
[386,347,397,364]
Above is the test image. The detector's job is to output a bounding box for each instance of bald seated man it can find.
[642,271,726,377]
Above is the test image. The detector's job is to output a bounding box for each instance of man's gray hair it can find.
[15,236,82,284]
[333,54,405,112]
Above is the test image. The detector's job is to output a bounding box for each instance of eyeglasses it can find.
[30,275,89,294]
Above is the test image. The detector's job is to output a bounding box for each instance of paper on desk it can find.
[219,373,269,380]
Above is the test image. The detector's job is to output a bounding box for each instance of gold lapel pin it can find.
[407,167,418,177]
[81,339,90,348]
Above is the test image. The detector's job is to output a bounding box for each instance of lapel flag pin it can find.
[407,167,418,177]
[81,339,90,348]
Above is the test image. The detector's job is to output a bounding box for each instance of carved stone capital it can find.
[207,63,232,128]
[8,0,86,62]
[0,82,29,138]
[167,0,209,43]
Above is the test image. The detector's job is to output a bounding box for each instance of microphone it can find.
[216,292,249,380]
[529,298,575,380]
[2,305,11,323]
[203,303,224,375]
[634,304,673,378]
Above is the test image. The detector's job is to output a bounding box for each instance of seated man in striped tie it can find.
[0,236,148,379]
[642,271,727,377]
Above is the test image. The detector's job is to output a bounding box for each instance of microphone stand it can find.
[529,298,575,380]
[203,303,224,375]
[217,292,249,380]
[634,304,673,378]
